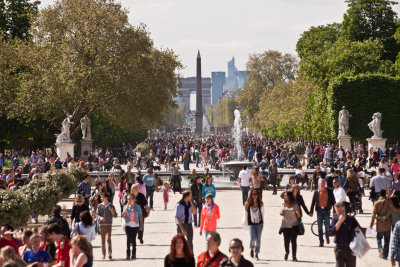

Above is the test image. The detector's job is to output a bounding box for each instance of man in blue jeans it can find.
[238,166,251,205]
[143,168,156,210]
[310,179,335,247]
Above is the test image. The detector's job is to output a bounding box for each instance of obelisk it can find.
[195,50,203,134]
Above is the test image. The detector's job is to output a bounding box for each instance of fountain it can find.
[221,109,255,181]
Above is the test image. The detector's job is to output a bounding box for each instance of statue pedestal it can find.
[338,135,352,152]
[56,143,75,161]
[367,138,387,158]
[80,139,93,162]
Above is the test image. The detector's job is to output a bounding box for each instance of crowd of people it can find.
[1,134,400,266]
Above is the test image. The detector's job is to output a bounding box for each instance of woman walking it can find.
[122,194,144,260]
[344,169,361,213]
[199,194,220,239]
[280,191,300,262]
[251,167,263,199]
[244,189,264,260]
[202,175,216,202]
[70,195,89,231]
[164,234,195,267]
[118,175,127,214]
[71,210,96,244]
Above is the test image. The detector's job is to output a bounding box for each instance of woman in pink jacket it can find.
[199,193,220,239]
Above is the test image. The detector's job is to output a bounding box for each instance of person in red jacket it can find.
[0,236,18,253]
[200,194,220,239]
[196,232,227,267]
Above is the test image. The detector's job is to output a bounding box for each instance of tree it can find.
[0,0,182,141]
[342,0,399,61]
[256,77,316,138]
[0,0,39,40]
[205,99,238,128]
[163,103,186,128]
[237,50,298,127]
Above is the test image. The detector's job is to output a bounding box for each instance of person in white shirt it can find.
[238,166,252,205]
[333,177,347,203]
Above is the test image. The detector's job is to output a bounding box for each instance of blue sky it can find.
[39,0,400,78]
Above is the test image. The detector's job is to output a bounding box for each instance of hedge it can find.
[302,73,400,142]
[0,168,89,228]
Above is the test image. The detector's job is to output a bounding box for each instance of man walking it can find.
[143,168,156,210]
[76,174,91,205]
[268,159,278,195]
[330,201,361,267]
[196,232,227,267]
[370,189,391,259]
[175,190,197,251]
[238,166,251,205]
[220,238,253,267]
[369,168,391,202]
[310,179,335,247]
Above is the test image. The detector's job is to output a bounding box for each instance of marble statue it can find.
[56,115,74,143]
[338,106,351,136]
[368,112,383,139]
[80,115,91,139]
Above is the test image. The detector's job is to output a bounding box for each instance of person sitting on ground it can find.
[0,246,26,267]
[22,234,53,266]
[18,230,33,257]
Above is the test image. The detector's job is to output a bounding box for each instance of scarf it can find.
[179,199,191,224]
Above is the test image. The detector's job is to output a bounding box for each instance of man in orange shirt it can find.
[197,232,227,267]
[310,179,335,247]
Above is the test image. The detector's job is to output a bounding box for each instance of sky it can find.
[39,0,400,78]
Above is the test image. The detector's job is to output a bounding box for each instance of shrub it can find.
[0,169,83,228]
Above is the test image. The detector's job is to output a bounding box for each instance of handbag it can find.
[297,221,305,235]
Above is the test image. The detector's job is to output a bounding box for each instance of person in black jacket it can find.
[45,205,70,239]
[70,195,89,230]
[309,179,335,247]
[190,176,203,227]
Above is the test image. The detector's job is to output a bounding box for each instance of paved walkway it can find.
[87,189,385,267]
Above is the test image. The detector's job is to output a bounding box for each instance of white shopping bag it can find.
[366,227,375,237]
[350,231,370,258]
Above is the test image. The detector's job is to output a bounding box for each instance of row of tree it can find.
[238,0,400,142]
[0,0,182,149]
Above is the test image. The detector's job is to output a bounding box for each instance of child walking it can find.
[160,182,172,210]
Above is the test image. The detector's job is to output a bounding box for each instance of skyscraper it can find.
[211,72,225,105]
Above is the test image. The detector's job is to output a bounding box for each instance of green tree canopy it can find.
[342,0,399,61]
[0,0,39,40]
[0,0,182,141]
[237,50,298,127]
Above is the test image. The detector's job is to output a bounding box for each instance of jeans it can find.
[334,245,356,267]
[282,227,298,257]
[241,186,250,205]
[99,225,112,257]
[125,226,139,257]
[146,186,154,209]
[193,202,202,227]
[196,157,200,167]
[248,223,263,253]
[177,223,193,252]
[138,224,144,241]
[376,230,391,258]
[317,208,330,244]
[184,161,189,170]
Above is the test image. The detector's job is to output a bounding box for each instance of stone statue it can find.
[338,106,351,136]
[56,115,74,143]
[80,115,91,139]
[368,112,383,139]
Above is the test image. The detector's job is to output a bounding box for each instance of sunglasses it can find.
[230,246,241,250]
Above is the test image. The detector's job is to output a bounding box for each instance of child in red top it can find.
[200,194,220,238]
